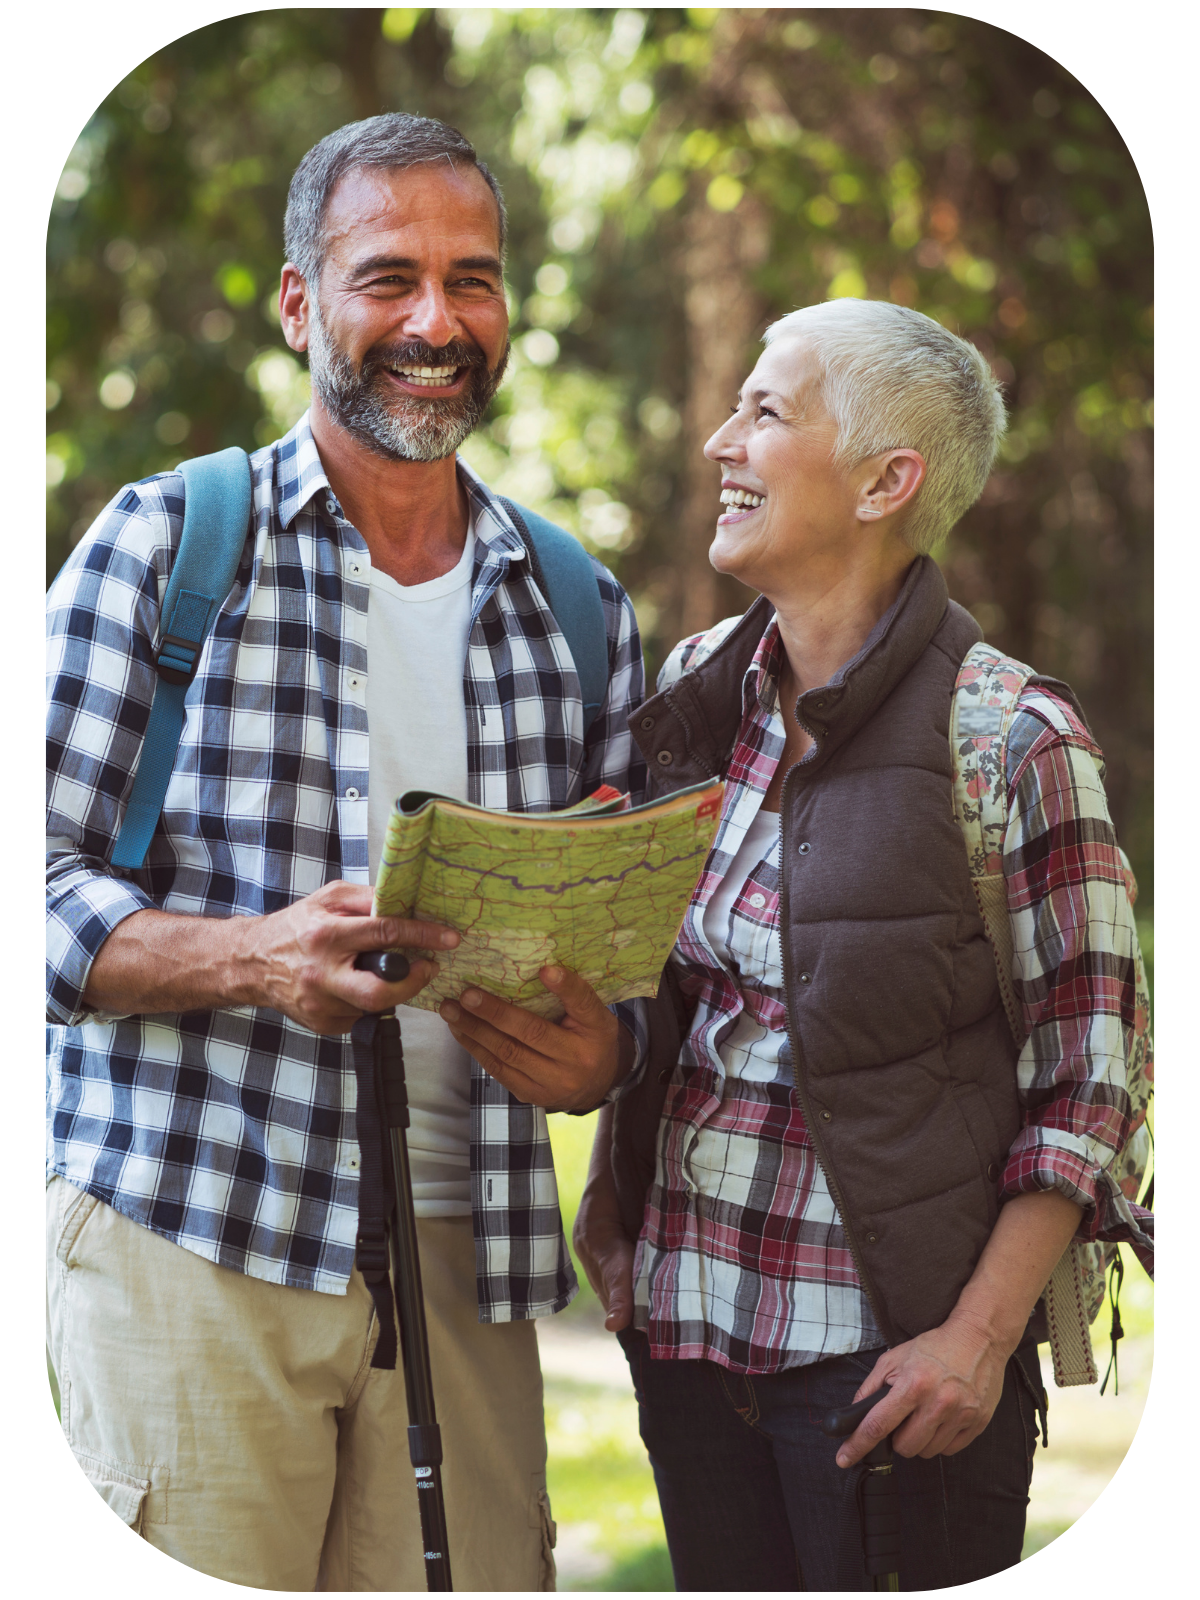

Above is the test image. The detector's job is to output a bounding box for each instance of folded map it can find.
[371,778,724,1019]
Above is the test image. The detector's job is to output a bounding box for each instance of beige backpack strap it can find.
[951,642,1098,1386]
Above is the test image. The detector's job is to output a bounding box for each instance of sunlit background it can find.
[47,9,1153,1587]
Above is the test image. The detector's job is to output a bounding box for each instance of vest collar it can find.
[633,556,951,783]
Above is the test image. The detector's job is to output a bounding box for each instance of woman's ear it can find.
[856,449,926,521]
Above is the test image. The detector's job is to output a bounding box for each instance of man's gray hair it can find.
[763,300,1007,554]
[284,113,508,287]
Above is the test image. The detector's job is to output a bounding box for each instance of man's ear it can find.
[279,265,311,354]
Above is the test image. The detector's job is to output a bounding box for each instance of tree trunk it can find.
[673,186,769,646]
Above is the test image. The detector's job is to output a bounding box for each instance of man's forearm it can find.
[79,883,456,1034]
[83,909,260,1016]
[948,1188,1084,1356]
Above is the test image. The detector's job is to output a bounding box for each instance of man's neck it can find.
[309,399,470,587]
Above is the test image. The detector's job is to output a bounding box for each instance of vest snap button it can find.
[987,1162,1000,1182]
[865,1231,878,1244]
[640,715,656,730]
[820,1109,832,1122]
[656,750,674,766]
[797,841,811,855]
[798,970,812,984]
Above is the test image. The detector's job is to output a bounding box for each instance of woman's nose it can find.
[704,415,744,462]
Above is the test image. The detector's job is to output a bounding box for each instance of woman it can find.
[442,299,1150,1590]
[572,299,1150,1591]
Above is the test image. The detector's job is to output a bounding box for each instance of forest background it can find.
[44,7,1155,1586]
[46,4,1153,905]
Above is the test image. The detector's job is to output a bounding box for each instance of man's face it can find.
[301,161,510,462]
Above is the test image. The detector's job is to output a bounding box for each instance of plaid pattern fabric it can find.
[46,413,645,1314]
[633,614,1148,1373]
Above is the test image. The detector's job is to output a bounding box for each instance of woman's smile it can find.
[718,481,767,524]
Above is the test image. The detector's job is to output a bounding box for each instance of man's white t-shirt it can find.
[366,523,476,1218]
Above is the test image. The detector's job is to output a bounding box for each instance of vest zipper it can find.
[776,745,895,1347]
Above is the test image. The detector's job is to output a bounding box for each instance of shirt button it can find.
[797,841,812,855]
[348,1157,360,1170]
[345,787,360,800]
[349,562,363,577]
[348,674,362,690]
[748,892,767,908]
[798,970,812,984]
[656,750,674,766]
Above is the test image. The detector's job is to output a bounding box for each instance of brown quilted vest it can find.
[619,556,1021,1345]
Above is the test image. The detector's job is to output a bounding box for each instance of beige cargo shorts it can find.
[46,1175,557,1591]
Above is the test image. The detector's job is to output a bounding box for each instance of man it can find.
[46,114,644,1591]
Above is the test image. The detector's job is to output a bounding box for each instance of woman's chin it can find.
[708,530,757,584]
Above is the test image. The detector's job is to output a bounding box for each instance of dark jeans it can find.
[618,1328,1045,1592]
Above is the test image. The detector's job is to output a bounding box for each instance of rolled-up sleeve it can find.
[998,699,1153,1270]
[46,486,175,1024]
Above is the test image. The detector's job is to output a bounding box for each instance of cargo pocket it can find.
[536,1484,557,1592]
[73,1449,151,1532]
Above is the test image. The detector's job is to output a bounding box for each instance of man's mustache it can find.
[364,339,488,373]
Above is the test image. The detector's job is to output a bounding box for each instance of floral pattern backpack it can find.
[951,642,1154,1387]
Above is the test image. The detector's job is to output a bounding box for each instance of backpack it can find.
[950,641,1154,1388]
[110,449,611,872]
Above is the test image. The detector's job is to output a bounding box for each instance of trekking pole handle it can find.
[820,1383,893,1440]
[354,950,412,984]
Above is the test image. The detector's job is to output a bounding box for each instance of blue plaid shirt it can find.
[46,414,646,1316]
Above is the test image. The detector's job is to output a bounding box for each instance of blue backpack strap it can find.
[498,497,609,736]
[110,448,252,871]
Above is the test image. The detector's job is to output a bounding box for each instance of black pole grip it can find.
[821,1383,892,1439]
[354,950,412,983]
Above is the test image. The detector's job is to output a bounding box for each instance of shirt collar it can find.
[744,615,786,718]
[272,412,530,572]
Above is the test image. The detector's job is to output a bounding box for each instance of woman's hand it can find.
[439,966,633,1111]
[833,1310,1010,1468]
[834,1188,1081,1468]
[574,1105,636,1330]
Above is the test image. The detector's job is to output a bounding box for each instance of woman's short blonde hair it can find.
[763,299,1007,554]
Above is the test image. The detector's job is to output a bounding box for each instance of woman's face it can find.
[702,335,899,595]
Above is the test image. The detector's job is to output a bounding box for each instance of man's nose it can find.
[399,278,460,351]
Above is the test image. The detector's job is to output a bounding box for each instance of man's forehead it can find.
[322,161,502,259]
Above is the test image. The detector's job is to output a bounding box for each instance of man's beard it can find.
[306,304,509,463]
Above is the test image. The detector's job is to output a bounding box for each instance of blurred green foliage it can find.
[47,7,1152,895]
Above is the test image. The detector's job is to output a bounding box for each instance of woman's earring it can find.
[860,506,882,518]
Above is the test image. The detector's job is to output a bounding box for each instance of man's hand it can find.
[439,966,630,1111]
[240,881,457,1033]
[574,1104,636,1331]
[83,880,459,1035]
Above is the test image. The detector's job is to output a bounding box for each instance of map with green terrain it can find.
[372,780,724,1018]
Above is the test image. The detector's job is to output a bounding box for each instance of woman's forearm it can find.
[947,1188,1084,1356]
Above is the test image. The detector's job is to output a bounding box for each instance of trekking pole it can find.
[821,1383,899,1592]
[355,950,452,1592]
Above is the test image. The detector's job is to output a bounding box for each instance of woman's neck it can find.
[769,544,917,696]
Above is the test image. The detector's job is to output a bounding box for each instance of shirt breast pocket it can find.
[725,857,784,988]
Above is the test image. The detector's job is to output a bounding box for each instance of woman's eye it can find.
[758,406,778,420]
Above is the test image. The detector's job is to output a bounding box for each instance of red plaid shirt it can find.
[632,615,1151,1373]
